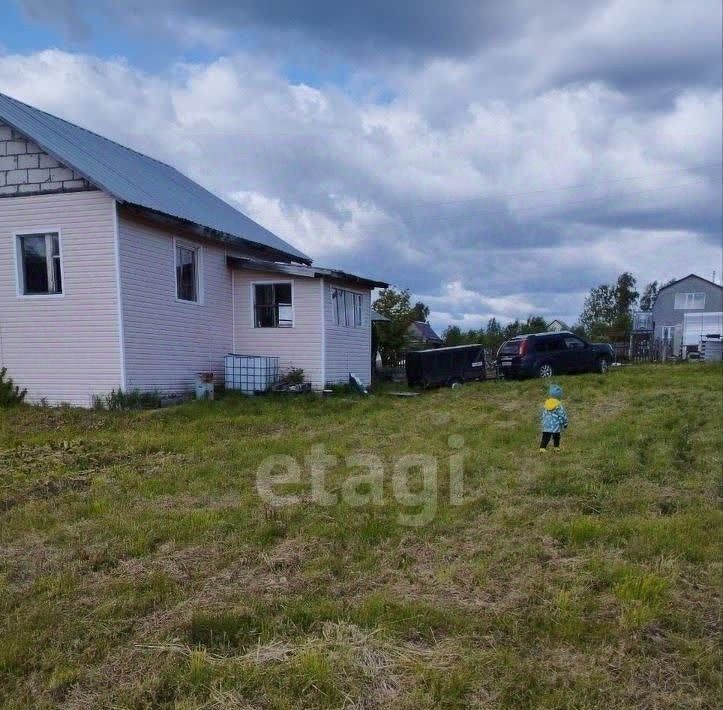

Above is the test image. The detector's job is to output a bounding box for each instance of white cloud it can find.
[0,35,719,331]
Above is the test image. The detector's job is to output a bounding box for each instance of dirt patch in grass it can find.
[57,536,317,705]
[0,474,91,512]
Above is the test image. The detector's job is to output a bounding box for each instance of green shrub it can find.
[96,388,163,411]
[280,367,305,386]
[0,367,27,407]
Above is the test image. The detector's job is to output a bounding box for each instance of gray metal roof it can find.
[656,273,722,294]
[410,321,443,343]
[0,91,310,263]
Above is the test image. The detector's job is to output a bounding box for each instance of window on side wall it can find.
[175,241,201,303]
[254,282,293,327]
[16,232,63,295]
[674,292,705,310]
[331,287,363,327]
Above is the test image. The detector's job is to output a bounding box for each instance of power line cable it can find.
[403,161,722,211]
[407,177,719,225]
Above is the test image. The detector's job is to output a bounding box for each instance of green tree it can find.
[522,315,548,333]
[578,284,617,334]
[578,272,639,339]
[640,281,658,311]
[411,301,430,322]
[612,272,639,334]
[484,317,504,349]
[502,319,522,340]
[442,325,465,346]
[373,288,429,366]
[441,315,548,350]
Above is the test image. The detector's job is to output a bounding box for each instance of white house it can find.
[0,92,387,406]
[546,319,567,332]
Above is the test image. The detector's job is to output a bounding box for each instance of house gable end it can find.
[657,274,722,295]
[0,122,96,198]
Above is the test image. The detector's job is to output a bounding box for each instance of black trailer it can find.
[406,344,486,388]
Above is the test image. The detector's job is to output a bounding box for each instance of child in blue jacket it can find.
[539,384,568,451]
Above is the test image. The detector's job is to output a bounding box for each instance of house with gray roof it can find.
[407,321,443,347]
[0,92,386,405]
[650,274,722,357]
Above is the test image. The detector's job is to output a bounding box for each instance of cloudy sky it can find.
[2,1,721,332]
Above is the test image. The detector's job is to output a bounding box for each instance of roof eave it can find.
[226,255,388,289]
[123,203,313,265]
[313,268,388,289]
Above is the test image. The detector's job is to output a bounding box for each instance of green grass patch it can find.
[0,364,720,707]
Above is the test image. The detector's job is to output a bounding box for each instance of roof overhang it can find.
[227,255,388,289]
[121,203,312,265]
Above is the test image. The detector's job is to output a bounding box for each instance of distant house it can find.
[650,274,722,357]
[0,92,387,405]
[546,319,567,332]
[632,274,722,359]
[407,321,443,347]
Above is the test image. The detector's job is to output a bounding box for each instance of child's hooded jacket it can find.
[541,384,568,433]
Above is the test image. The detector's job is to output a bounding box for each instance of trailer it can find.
[406,344,487,388]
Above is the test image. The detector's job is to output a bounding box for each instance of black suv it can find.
[496,331,614,378]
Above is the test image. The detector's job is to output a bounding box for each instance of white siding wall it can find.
[118,214,234,393]
[0,191,122,405]
[232,270,324,389]
[324,280,372,386]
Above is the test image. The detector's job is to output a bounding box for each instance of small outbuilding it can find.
[407,321,443,348]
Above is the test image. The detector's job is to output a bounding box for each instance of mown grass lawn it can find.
[1,364,721,708]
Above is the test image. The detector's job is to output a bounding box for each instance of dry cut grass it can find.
[0,364,721,708]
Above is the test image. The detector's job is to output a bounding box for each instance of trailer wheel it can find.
[448,378,463,388]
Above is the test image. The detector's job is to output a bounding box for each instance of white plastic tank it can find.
[224,354,279,394]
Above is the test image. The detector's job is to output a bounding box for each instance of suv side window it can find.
[564,336,586,350]
[544,336,565,352]
[534,337,550,352]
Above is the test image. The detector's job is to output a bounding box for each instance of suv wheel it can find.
[537,363,553,378]
[596,357,610,374]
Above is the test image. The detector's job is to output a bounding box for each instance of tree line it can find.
[372,273,667,359]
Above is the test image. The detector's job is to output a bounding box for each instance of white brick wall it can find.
[0,122,96,197]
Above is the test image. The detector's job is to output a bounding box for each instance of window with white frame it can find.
[331,287,363,327]
[674,292,705,310]
[254,282,293,327]
[662,325,676,342]
[17,232,62,295]
[175,242,200,302]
